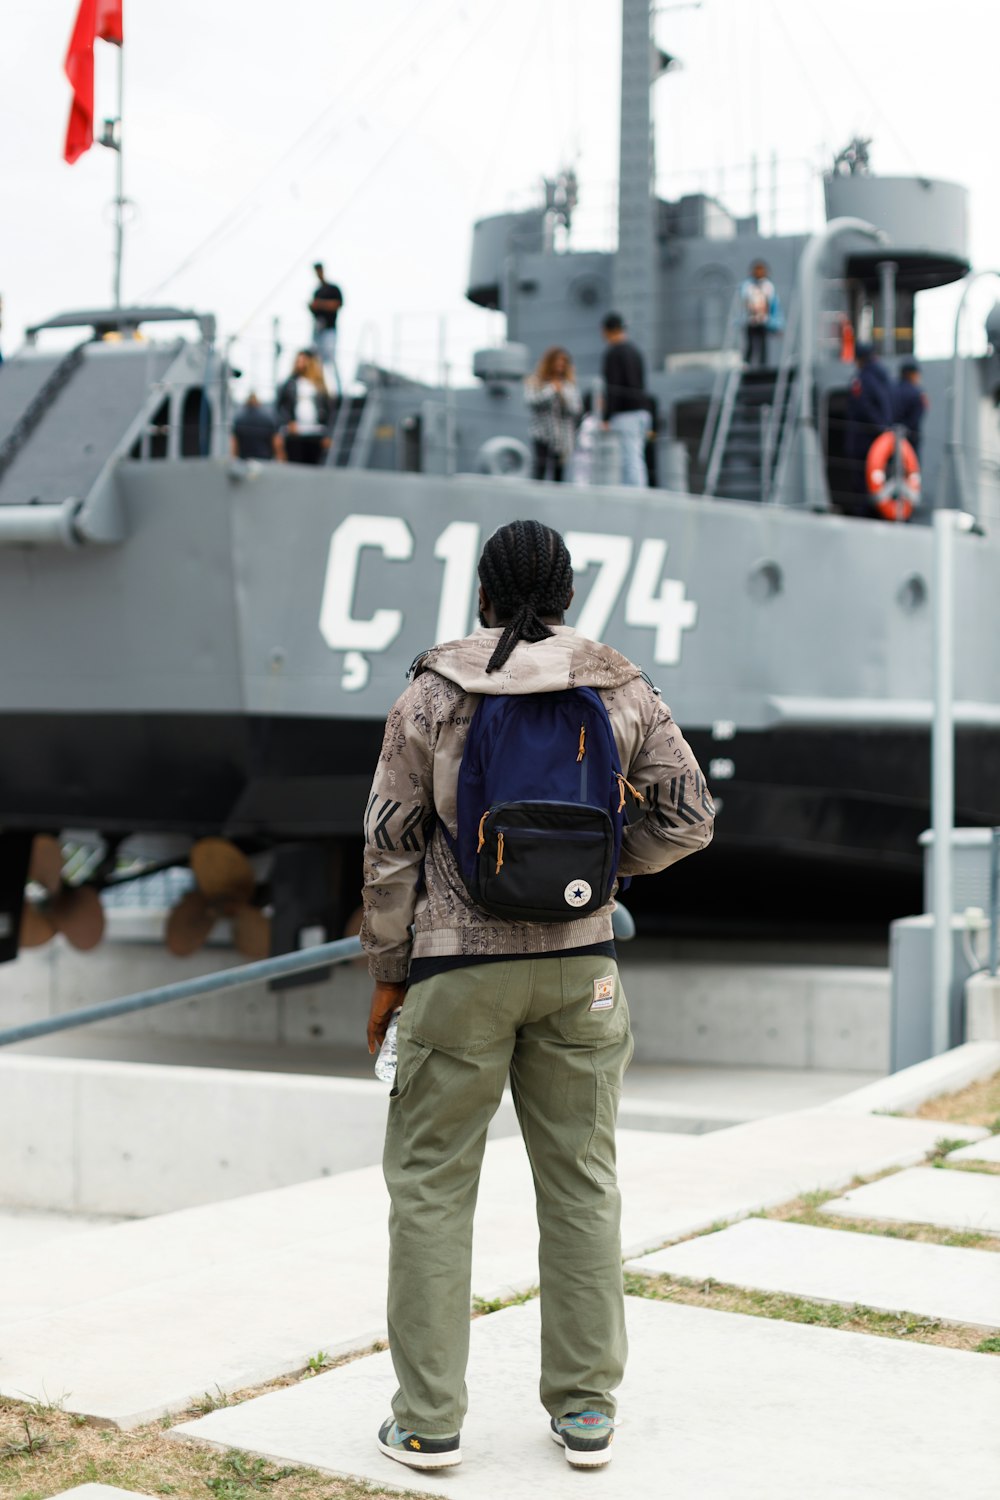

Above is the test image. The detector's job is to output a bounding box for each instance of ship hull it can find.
[1,459,997,942]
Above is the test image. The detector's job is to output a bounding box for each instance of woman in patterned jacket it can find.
[524,346,582,481]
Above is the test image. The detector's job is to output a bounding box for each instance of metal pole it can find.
[0,935,363,1049]
[990,827,1000,976]
[271,316,281,396]
[931,507,975,1054]
[878,260,897,360]
[113,41,124,308]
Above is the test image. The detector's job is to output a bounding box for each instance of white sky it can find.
[2,0,998,388]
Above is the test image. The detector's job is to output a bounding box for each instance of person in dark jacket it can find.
[600,312,650,486]
[230,393,283,462]
[891,359,928,456]
[276,350,332,465]
[844,344,892,514]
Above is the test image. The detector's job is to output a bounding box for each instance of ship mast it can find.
[612,0,657,355]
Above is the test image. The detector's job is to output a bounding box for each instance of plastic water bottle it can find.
[374,1009,401,1083]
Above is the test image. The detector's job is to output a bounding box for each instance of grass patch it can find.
[623,1272,995,1354]
[0,1345,402,1500]
[914,1069,1000,1131]
[939,1158,1000,1177]
[472,1285,538,1316]
[762,1183,1000,1253]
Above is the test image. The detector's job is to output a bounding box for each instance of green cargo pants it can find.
[383,955,633,1436]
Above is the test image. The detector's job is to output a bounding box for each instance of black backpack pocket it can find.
[473,801,614,922]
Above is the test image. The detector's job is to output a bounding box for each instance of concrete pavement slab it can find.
[627,1217,1000,1330]
[0,1113,964,1426]
[825,1167,1000,1235]
[171,1296,1000,1500]
[948,1134,1000,1164]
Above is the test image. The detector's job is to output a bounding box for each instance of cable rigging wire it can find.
[137,0,465,302]
[236,0,508,336]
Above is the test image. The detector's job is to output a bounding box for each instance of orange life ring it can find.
[865,431,920,521]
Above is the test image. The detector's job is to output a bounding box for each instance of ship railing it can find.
[0,936,364,1050]
[702,364,741,498]
[762,292,801,504]
[696,288,743,475]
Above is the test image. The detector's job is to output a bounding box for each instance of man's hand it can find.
[367,981,407,1054]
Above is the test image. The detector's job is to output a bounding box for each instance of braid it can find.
[478,520,574,673]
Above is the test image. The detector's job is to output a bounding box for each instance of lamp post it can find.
[947,270,1000,511]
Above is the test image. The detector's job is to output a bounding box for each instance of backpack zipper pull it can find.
[615,773,645,813]
[477,811,488,852]
[577,724,586,762]
[495,831,505,874]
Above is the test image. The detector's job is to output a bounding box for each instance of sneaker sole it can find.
[378,1438,462,1471]
[550,1427,613,1468]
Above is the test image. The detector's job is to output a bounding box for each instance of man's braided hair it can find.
[478,519,574,673]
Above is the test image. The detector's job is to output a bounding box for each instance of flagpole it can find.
[112,37,124,308]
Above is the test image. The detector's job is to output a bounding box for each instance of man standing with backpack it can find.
[362,519,714,1474]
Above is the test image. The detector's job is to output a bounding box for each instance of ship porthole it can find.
[747,559,783,601]
[897,573,928,612]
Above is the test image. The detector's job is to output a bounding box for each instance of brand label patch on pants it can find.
[591,975,615,1010]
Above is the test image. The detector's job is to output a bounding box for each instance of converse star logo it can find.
[564,879,592,908]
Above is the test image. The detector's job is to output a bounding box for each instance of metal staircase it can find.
[704,366,797,503]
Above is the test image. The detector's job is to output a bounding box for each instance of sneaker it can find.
[377,1416,461,1470]
[550,1410,615,1467]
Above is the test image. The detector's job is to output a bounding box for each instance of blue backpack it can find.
[442,687,644,923]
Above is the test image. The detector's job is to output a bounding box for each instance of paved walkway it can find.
[0,1110,958,1425]
[172,1297,1000,1499]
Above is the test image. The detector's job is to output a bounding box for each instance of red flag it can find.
[63,0,123,166]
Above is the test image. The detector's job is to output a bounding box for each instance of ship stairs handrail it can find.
[0,340,89,486]
[702,364,741,497]
[762,292,800,504]
[769,365,803,505]
[0,935,363,1049]
[347,386,383,469]
[327,389,357,466]
[696,286,743,473]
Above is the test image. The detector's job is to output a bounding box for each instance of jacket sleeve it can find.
[618,692,715,877]
[360,687,436,982]
[524,381,556,411]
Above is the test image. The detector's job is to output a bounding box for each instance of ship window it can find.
[181,387,212,457]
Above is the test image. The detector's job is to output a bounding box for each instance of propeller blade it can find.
[232,904,270,961]
[165,890,216,957]
[50,885,105,951]
[190,838,255,905]
[20,901,57,948]
[28,835,63,896]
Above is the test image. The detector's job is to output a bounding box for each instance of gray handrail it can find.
[0,935,363,1048]
[761,292,799,503]
[703,365,740,497]
[696,286,742,469]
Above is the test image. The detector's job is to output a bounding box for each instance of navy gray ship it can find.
[2,0,999,963]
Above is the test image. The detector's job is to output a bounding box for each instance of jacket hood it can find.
[413,626,644,697]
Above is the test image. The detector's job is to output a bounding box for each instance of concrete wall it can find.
[0,1053,519,1217]
[0,934,891,1072]
[621,946,890,1071]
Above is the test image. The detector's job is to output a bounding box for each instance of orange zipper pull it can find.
[495,831,505,874]
[615,773,645,813]
[577,724,586,763]
[477,811,488,852]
